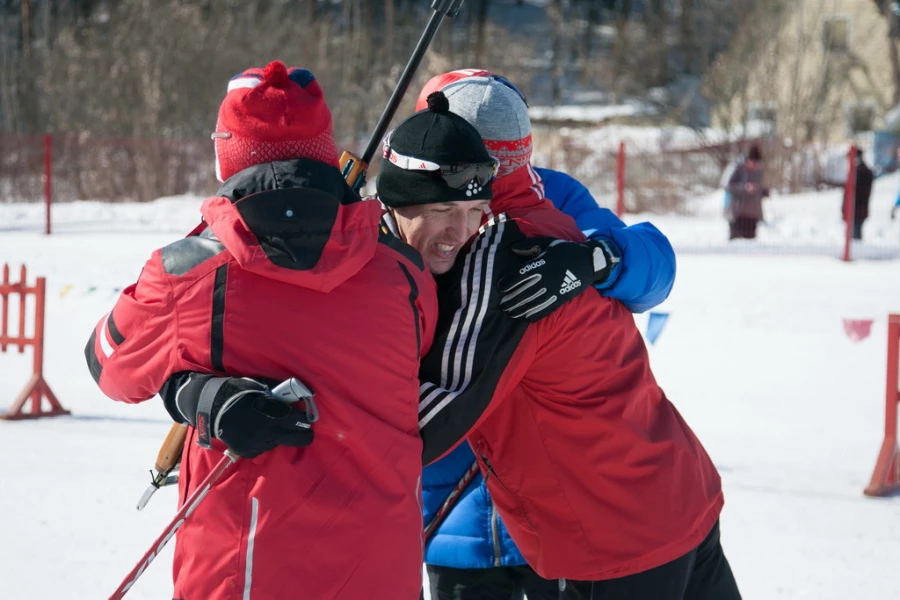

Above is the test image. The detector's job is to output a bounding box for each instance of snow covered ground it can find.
[1,175,899,599]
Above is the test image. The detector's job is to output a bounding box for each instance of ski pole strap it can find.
[194,377,228,448]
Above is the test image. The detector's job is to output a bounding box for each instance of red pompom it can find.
[263,61,289,88]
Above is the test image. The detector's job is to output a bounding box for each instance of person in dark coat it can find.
[725,145,769,240]
[845,148,874,240]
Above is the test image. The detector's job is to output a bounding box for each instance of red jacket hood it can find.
[201,159,382,293]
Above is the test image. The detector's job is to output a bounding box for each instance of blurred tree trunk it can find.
[549,0,565,105]
[473,0,489,66]
[581,0,600,60]
[679,0,698,74]
[384,0,394,64]
[889,39,900,106]
[21,0,31,58]
[872,0,900,105]
[643,0,667,86]
[612,0,632,99]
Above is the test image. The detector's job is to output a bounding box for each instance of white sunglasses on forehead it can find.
[382,130,500,194]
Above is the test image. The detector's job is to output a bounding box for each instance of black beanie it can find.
[378,92,495,208]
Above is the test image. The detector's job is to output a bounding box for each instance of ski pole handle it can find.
[155,423,188,474]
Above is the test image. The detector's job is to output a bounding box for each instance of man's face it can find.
[392,200,490,274]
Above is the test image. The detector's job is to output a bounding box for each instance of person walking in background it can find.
[844,148,874,240]
[725,144,769,240]
[84,61,439,600]
[414,69,677,600]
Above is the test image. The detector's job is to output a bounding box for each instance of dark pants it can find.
[426,563,560,600]
[852,219,864,240]
[728,218,758,240]
[560,521,741,600]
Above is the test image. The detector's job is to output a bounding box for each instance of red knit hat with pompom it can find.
[212,60,339,182]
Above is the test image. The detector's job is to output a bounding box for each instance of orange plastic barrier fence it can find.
[0,264,68,419]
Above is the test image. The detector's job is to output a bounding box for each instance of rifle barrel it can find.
[361,10,446,165]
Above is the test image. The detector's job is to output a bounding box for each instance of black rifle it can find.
[339,0,466,191]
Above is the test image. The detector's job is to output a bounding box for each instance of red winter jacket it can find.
[418,169,723,581]
[86,159,437,600]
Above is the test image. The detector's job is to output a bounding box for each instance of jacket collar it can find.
[216,158,359,205]
[487,163,555,217]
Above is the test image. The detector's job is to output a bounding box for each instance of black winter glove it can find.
[498,237,620,322]
[163,373,317,459]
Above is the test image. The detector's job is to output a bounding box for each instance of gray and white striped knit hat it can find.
[429,73,533,178]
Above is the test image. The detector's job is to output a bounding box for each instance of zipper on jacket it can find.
[490,500,502,567]
[480,454,537,533]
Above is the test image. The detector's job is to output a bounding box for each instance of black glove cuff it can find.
[160,372,212,425]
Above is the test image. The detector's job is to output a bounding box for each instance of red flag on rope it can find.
[842,318,874,343]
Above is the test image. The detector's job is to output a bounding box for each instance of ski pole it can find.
[339,0,466,191]
[110,449,239,600]
[112,378,315,599]
[423,460,479,539]
[418,459,479,599]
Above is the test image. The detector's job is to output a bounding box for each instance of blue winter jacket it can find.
[421,167,676,569]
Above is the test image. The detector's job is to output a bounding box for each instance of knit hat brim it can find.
[377,92,495,208]
[378,160,493,208]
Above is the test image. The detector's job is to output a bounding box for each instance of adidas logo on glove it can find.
[560,270,581,294]
[519,259,546,275]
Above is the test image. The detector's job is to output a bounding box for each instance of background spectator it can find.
[845,148,874,240]
[725,145,769,240]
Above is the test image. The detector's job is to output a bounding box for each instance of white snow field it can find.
[1,173,899,599]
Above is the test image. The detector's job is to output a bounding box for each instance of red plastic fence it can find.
[3,132,898,259]
[0,132,218,204]
[0,264,68,419]
[864,314,900,497]
[44,134,52,235]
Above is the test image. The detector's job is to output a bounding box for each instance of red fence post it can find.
[0,263,68,419]
[864,314,900,496]
[44,134,52,235]
[616,142,625,218]
[842,145,857,262]
[1,264,8,352]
